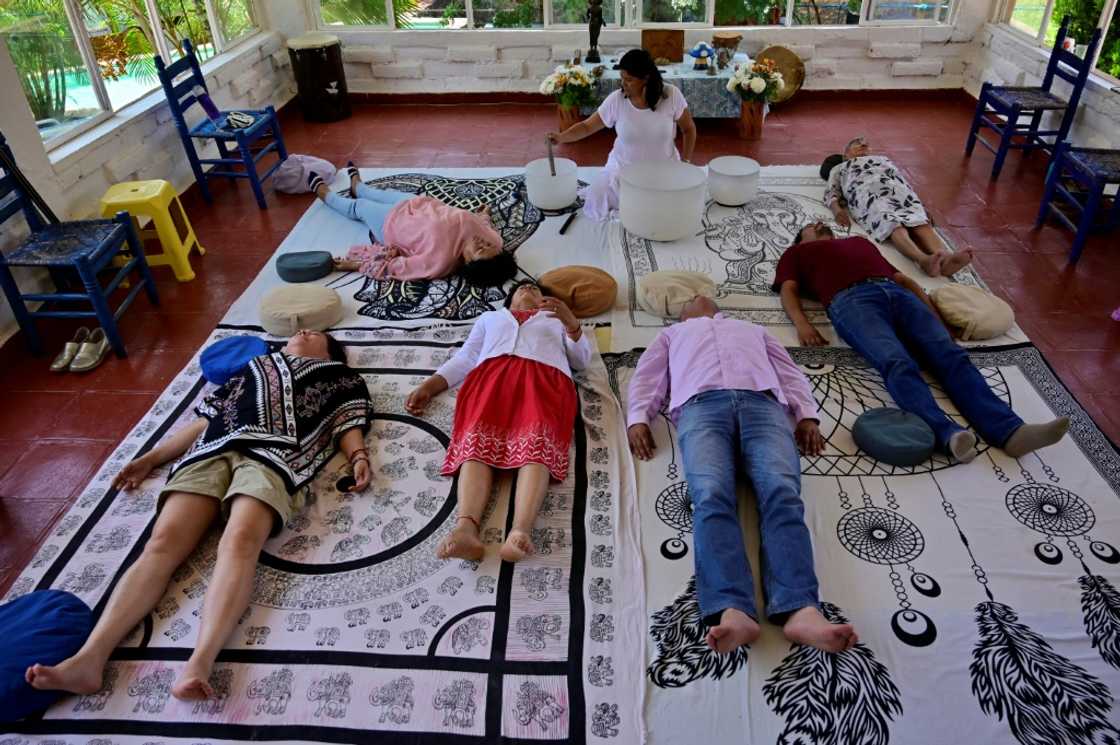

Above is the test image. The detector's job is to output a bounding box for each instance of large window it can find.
[318,0,957,28]
[0,0,260,147]
[1002,0,1120,80]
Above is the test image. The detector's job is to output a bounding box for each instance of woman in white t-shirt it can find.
[547,48,697,222]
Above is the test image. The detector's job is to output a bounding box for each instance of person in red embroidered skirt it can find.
[407,281,594,563]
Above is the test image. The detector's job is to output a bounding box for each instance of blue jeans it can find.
[322,183,413,243]
[677,389,819,624]
[828,281,1023,450]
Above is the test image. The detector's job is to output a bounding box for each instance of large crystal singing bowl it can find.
[708,155,760,207]
[525,157,579,210]
[620,160,706,241]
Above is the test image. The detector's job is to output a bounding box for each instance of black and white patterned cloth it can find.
[826,155,930,242]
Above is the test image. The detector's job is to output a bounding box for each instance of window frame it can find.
[16,0,263,152]
[314,0,958,30]
[998,0,1120,82]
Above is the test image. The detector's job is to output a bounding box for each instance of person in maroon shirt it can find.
[774,222,1069,463]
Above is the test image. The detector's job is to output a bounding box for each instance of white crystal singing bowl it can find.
[525,157,579,210]
[708,155,760,207]
[619,160,707,241]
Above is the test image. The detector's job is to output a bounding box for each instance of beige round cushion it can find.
[539,266,618,318]
[638,271,717,318]
[930,283,1014,341]
[259,285,343,337]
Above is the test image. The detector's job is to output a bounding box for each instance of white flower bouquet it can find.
[726,58,785,102]
[539,64,597,109]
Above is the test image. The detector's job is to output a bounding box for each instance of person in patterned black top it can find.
[25,330,373,703]
[824,136,974,278]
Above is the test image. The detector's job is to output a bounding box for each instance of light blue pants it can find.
[322,183,413,243]
[677,389,820,625]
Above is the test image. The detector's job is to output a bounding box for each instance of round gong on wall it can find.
[756,45,805,104]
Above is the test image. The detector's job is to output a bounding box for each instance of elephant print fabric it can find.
[1,324,643,743]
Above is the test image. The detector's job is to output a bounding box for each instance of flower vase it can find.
[557,104,582,131]
[737,99,765,141]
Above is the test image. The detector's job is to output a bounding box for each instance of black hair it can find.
[820,153,843,180]
[503,279,542,309]
[792,223,835,246]
[324,332,348,364]
[460,251,518,288]
[618,48,665,111]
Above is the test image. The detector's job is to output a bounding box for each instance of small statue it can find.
[586,0,603,64]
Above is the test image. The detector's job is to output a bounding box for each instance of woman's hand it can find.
[795,419,825,456]
[351,458,371,492]
[540,297,579,335]
[628,424,656,461]
[113,454,155,491]
[796,322,828,347]
[406,376,447,416]
[546,131,562,145]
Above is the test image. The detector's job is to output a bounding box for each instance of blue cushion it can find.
[200,335,270,385]
[277,251,334,283]
[0,589,93,721]
[852,407,936,467]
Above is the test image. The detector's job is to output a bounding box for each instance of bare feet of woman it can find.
[783,605,858,653]
[919,252,943,278]
[25,655,104,695]
[171,662,214,701]
[705,608,760,654]
[437,517,484,561]
[332,257,361,272]
[940,248,975,277]
[499,529,535,563]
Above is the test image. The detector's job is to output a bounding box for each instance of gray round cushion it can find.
[852,407,936,467]
[277,251,334,283]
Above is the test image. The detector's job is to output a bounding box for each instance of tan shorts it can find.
[159,451,306,536]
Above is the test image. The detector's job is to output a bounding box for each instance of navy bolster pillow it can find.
[852,407,936,467]
[0,589,93,721]
[200,335,270,385]
[277,251,334,283]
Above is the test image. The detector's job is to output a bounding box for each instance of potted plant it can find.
[539,64,597,130]
[725,57,784,140]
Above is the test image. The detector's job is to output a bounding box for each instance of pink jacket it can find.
[348,197,503,281]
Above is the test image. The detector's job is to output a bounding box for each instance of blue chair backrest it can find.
[0,131,48,233]
[1042,15,1104,92]
[154,39,210,133]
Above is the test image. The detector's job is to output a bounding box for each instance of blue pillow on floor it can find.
[853,407,936,467]
[0,589,93,722]
[200,335,270,385]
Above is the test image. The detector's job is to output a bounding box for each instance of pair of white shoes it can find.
[50,327,111,373]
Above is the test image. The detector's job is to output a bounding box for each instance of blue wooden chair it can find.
[155,39,288,209]
[1035,143,1120,264]
[965,15,1102,180]
[0,131,158,357]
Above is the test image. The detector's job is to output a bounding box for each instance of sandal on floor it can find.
[69,328,111,373]
[51,327,90,372]
[346,161,360,197]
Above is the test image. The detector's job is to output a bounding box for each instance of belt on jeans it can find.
[830,276,893,306]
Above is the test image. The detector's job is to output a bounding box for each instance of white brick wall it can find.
[892,59,944,76]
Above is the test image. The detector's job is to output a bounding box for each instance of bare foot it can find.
[499,529,534,563]
[783,605,858,653]
[704,608,760,654]
[940,248,974,277]
[25,655,105,695]
[919,252,943,278]
[171,664,215,701]
[437,517,484,561]
[313,183,329,200]
[333,257,361,272]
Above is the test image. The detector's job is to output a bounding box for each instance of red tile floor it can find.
[1,91,1117,595]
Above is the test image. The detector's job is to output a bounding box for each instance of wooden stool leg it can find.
[1069,183,1103,265]
[0,262,41,355]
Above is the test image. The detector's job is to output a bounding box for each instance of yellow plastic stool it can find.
[99,180,204,282]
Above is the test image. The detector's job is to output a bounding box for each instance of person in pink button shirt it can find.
[310,164,518,288]
[627,295,858,656]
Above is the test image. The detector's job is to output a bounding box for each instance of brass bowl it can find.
[756,45,805,104]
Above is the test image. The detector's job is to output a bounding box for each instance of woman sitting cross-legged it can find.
[547,48,697,222]
[824,136,974,278]
[25,330,373,701]
[406,280,593,563]
[310,163,518,288]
